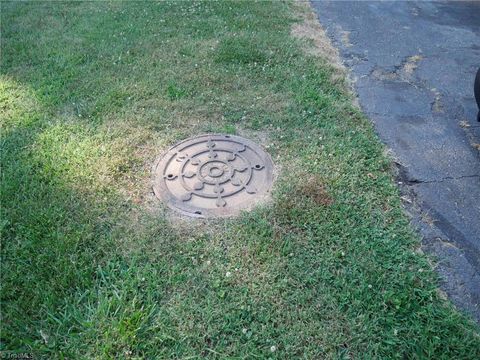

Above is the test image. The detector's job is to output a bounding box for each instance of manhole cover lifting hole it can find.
[153,134,274,218]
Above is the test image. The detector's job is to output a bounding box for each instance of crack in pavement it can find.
[404,174,480,185]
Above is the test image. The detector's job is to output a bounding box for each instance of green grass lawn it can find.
[1,1,479,358]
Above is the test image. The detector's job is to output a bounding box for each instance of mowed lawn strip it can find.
[1,1,479,358]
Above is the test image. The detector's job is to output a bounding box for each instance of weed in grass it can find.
[166,82,187,101]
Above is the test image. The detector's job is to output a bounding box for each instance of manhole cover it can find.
[153,134,274,218]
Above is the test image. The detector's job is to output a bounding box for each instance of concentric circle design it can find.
[153,134,274,218]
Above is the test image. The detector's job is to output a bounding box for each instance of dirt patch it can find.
[371,54,423,83]
[291,1,360,106]
[371,67,398,81]
[291,1,343,69]
[403,55,423,75]
[295,175,334,206]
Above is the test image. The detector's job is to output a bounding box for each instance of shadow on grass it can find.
[0,77,181,356]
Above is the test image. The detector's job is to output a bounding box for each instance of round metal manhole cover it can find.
[153,134,274,218]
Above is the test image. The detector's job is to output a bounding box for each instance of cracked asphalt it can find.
[311,1,480,321]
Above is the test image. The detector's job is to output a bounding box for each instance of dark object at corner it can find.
[475,67,480,121]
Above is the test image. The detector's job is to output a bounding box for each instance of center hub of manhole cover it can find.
[153,134,274,218]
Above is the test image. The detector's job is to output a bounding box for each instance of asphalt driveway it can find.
[311,1,480,320]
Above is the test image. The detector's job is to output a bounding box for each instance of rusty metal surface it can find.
[153,134,274,218]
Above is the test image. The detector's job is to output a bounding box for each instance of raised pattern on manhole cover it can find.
[153,134,274,218]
